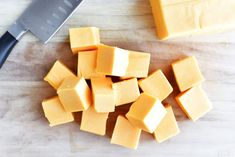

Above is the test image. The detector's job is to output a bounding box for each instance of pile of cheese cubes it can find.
[42,27,213,149]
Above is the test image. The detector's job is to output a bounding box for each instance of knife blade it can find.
[0,0,83,68]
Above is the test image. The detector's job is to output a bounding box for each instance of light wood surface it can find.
[0,0,235,157]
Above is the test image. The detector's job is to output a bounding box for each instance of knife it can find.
[0,0,83,68]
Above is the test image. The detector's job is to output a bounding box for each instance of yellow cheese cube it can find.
[153,104,180,143]
[42,96,74,127]
[112,78,140,106]
[91,77,115,113]
[96,45,129,76]
[175,86,213,121]
[48,117,74,127]
[57,76,92,112]
[139,70,173,101]
[80,107,109,136]
[149,0,235,39]
[44,61,76,89]
[78,50,105,79]
[111,116,141,149]
[126,93,167,133]
[172,56,204,92]
[77,65,82,77]
[69,27,100,54]
[121,51,151,79]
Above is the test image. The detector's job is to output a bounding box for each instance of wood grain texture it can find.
[0,0,235,157]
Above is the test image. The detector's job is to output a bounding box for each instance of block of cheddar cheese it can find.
[57,76,91,112]
[80,107,109,136]
[172,56,204,92]
[139,69,173,101]
[96,45,129,76]
[112,78,140,106]
[126,93,167,133]
[42,96,74,127]
[153,104,180,143]
[149,0,235,39]
[69,27,100,54]
[44,61,76,89]
[121,51,151,79]
[111,116,141,149]
[91,77,115,113]
[78,50,105,79]
[175,86,213,121]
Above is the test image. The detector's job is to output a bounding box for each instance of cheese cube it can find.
[69,27,100,54]
[175,86,213,121]
[77,65,82,77]
[42,96,74,127]
[78,50,105,79]
[139,70,173,101]
[57,76,91,112]
[80,107,109,136]
[91,77,115,112]
[121,51,151,79]
[44,61,76,89]
[111,116,141,149]
[112,78,140,106]
[172,56,204,92]
[149,0,235,39]
[153,104,180,143]
[96,45,129,76]
[126,93,167,133]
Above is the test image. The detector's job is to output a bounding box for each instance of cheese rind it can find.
[91,77,115,112]
[44,61,76,89]
[42,96,74,127]
[57,76,92,112]
[121,51,151,78]
[112,78,140,106]
[172,56,204,92]
[80,107,109,136]
[153,104,180,143]
[126,93,167,133]
[111,116,141,149]
[175,86,213,121]
[96,45,129,76]
[69,27,100,54]
[78,50,105,79]
[139,69,173,101]
[150,0,235,39]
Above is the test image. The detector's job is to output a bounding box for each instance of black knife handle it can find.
[0,31,18,69]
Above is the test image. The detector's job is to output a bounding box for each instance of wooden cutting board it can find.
[0,0,234,156]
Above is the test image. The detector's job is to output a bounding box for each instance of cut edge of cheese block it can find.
[153,104,180,143]
[111,115,141,149]
[149,0,169,40]
[150,0,235,39]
